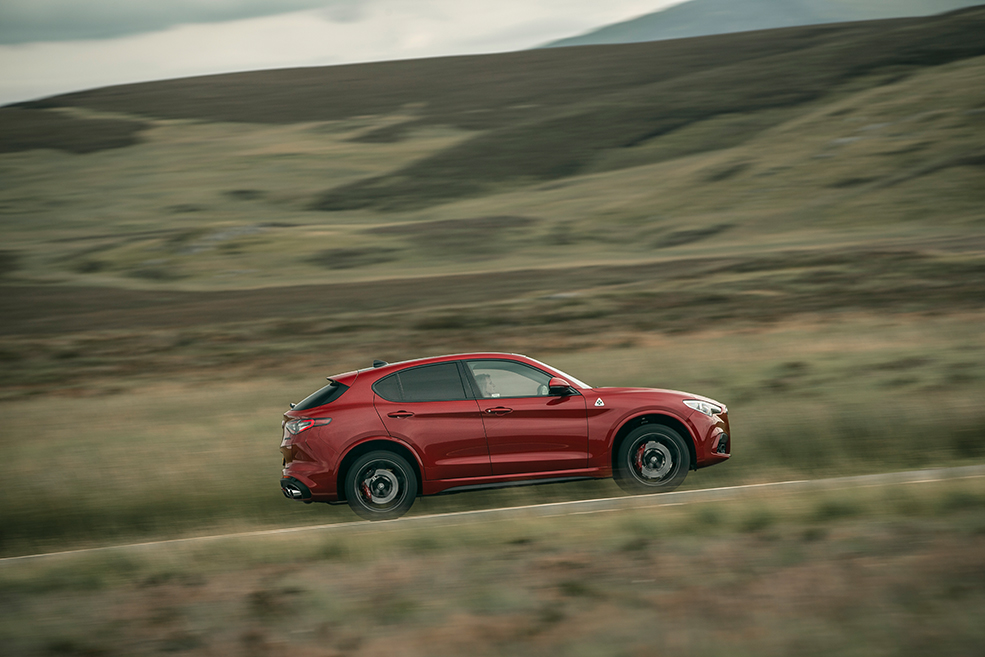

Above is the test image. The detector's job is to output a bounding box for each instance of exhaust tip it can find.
[280,477,312,501]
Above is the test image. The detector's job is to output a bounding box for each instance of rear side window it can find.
[293,380,349,411]
[373,363,468,402]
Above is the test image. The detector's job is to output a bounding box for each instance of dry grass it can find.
[1,12,983,652]
[2,478,984,656]
[1,312,982,557]
[1,35,983,291]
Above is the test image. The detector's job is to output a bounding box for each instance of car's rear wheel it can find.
[345,450,418,520]
[614,425,690,495]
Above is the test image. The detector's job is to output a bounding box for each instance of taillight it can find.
[285,417,332,435]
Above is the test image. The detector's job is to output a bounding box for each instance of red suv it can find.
[280,353,730,520]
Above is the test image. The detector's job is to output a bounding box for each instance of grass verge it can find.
[1,312,983,558]
[2,476,983,656]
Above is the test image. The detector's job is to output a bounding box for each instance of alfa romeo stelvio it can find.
[280,353,730,520]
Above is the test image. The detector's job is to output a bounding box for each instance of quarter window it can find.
[373,363,468,402]
[467,360,553,398]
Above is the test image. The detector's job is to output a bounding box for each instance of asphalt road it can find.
[3,464,984,564]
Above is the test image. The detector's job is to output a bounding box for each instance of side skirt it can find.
[433,475,604,496]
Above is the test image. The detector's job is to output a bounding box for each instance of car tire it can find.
[614,425,690,495]
[345,450,418,520]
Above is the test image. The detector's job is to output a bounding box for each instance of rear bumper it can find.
[281,462,339,502]
[280,477,313,501]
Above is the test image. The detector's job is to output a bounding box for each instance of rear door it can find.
[374,362,491,481]
[465,359,589,475]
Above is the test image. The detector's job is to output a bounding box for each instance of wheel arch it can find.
[336,439,423,502]
[611,413,698,472]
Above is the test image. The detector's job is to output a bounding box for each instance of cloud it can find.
[0,0,679,105]
[321,0,367,23]
[0,0,354,44]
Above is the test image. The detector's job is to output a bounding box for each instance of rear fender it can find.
[335,436,425,502]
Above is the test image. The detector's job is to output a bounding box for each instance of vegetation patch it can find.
[347,120,423,143]
[0,250,18,277]
[653,223,733,248]
[306,247,401,270]
[2,479,984,657]
[368,215,538,257]
[0,108,147,154]
[309,9,985,209]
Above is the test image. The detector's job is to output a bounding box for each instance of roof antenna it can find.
[373,359,388,368]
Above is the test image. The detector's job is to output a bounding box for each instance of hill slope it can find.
[13,8,983,212]
[0,7,982,299]
[545,0,985,47]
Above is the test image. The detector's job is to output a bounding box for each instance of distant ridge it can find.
[12,7,985,211]
[544,0,985,47]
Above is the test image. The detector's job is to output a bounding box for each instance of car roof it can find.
[327,353,533,387]
[361,352,528,375]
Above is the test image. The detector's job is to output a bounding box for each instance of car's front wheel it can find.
[345,450,418,520]
[614,425,690,495]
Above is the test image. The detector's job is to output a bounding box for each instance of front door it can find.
[466,359,589,475]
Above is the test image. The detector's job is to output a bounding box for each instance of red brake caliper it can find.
[635,444,646,472]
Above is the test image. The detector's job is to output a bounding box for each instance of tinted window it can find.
[373,373,402,401]
[373,363,468,402]
[293,381,349,411]
[467,360,552,398]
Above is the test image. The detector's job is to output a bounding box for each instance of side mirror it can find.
[548,377,574,396]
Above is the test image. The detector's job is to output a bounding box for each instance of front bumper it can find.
[689,409,731,468]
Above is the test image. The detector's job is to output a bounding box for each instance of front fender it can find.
[588,405,698,470]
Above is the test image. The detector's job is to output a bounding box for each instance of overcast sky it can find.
[0,0,683,106]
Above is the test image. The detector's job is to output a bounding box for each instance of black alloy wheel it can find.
[345,450,418,520]
[614,425,690,494]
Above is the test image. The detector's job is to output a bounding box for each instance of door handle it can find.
[485,407,513,416]
[387,411,414,419]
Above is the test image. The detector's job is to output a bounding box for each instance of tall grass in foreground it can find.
[0,315,981,555]
[1,375,982,557]
[2,479,984,657]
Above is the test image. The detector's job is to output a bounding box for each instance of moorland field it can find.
[1,6,984,655]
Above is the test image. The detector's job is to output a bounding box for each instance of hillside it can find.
[545,0,985,47]
[7,6,984,218]
[0,8,982,394]
[1,12,984,640]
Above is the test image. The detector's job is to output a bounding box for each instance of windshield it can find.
[526,357,592,389]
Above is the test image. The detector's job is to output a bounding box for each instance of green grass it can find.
[13,8,985,212]
[314,9,985,209]
[2,477,984,656]
[1,313,982,557]
[0,107,147,154]
[0,20,983,559]
[0,13,983,292]
[1,10,983,652]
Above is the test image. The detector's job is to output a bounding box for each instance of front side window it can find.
[467,360,553,399]
[373,362,468,402]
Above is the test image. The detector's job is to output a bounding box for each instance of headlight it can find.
[684,399,723,416]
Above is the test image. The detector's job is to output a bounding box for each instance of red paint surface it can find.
[281,353,730,502]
